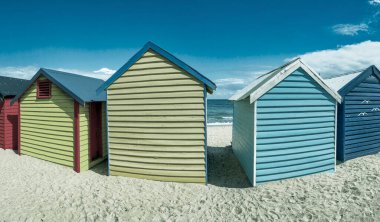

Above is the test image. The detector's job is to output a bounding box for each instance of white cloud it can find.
[0,66,38,79]
[212,71,269,98]
[0,66,115,81]
[215,78,245,86]
[369,0,380,5]
[57,67,115,80]
[297,41,380,78]
[94,68,116,75]
[332,1,380,36]
[332,23,369,36]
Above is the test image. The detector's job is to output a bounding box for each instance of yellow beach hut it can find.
[97,42,216,184]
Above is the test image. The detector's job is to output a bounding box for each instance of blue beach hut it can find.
[326,65,380,162]
[229,58,342,186]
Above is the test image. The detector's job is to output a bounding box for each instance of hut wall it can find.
[3,98,19,149]
[255,69,336,184]
[79,104,90,171]
[341,74,380,160]
[107,50,206,183]
[20,76,75,167]
[232,97,254,184]
[0,101,4,148]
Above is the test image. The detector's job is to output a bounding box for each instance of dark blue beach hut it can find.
[326,65,380,162]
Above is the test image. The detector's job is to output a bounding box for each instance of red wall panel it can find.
[0,101,4,148]
[2,98,19,149]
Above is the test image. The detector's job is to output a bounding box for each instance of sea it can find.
[207,99,233,126]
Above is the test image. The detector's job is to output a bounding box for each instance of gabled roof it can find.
[325,65,380,96]
[229,58,342,103]
[0,76,30,99]
[11,68,106,105]
[97,41,216,93]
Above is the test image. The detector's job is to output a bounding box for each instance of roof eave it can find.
[11,69,87,106]
[338,66,377,97]
[97,41,216,94]
[246,60,342,104]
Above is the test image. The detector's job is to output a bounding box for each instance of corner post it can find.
[204,86,208,185]
[106,91,110,176]
[253,101,257,186]
[17,99,21,155]
[74,101,80,173]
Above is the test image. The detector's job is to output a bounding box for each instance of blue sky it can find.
[0,0,380,98]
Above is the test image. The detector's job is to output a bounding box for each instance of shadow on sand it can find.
[207,146,251,188]
[90,160,108,176]
[88,146,251,188]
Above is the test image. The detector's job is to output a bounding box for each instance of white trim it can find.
[249,61,342,103]
[203,86,208,185]
[250,61,301,103]
[253,101,257,186]
[299,62,342,103]
[334,101,338,172]
[230,58,301,101]
[229,58,342,104]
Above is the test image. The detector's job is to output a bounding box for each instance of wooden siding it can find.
[3,98,19,149]
[232,98,254,184]
[341,74,380,161]
[255,69,336,184]
[0,101,4,148]
[79,105,89,171]
[107,50,206,183]
[20,76,75,167]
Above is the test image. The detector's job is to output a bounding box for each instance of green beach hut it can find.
[97,42,216,184]
[12,68,107,172]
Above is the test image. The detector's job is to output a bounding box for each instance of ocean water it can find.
[207,99,233,125]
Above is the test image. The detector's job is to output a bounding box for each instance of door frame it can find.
[89,102,103,161]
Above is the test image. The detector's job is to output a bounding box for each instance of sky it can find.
[0,0,380,98]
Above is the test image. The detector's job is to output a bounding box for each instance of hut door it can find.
[89,102,102,161]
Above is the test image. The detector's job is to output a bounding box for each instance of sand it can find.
[1,125,380,221]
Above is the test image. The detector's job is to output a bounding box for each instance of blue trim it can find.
[11,68,86,105]
[105,93,110,176]
[339,65,380,96]
[97,41,216,93]
[204,86,208,185]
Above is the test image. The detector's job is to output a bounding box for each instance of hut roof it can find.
[0,76,30,99]
[12,68,106,105]
[229,58,342,103]
[325,65,380,96]
[97,41,217,94]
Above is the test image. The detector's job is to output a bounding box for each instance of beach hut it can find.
[229,58,342,186]
[0,76,30,150]
[11,68,107,172]
[97,41,216,184]
[326,65,380,162]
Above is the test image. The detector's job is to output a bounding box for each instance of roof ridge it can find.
[145,42,215,85]
[0,75,30,81]
[41,68,105,82]
[255,57,300,79]
[326,69,365,80]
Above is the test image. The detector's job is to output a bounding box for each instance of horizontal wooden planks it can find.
[107,50,206,183]
[255,69,336,184]
[232,98,254,184]
[341,74,380,161]
[20,76,75,167]
[79,105,89,171]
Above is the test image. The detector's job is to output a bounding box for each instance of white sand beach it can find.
[1,125,380,221]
